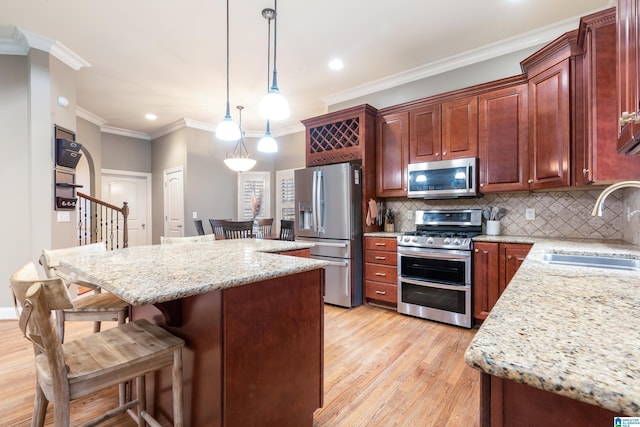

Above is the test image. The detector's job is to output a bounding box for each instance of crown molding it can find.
[101,125,151,140]
[0,26,90,70]
[320,11,598,106]
[77,106,107,127]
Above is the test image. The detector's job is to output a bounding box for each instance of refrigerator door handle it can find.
[325,260,349,268]
[316,170,324,233]
[312,170,318,232]
[313,241,348,248]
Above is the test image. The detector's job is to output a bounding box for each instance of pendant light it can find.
[257,8,278,153]
[216,0,241,141]
[224,106,256,172]
[258,0,290,121]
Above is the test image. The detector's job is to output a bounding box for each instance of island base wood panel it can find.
[481,373,623,427]
[132,268,324,427]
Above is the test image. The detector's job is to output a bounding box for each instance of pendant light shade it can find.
[259,0,289,121]
[224,106,256,172]
[216,0,241,141]
[257,120,278,153]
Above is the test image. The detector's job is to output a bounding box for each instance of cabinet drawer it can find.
[364,263,397,284]
[365,250,397,266]
[365,281,398,304]
[364,237,398,251]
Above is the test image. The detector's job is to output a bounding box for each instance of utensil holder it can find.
[486,220,501,236]
[385,223,395,233]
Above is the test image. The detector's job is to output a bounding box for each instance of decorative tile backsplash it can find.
[623,188,640,246]
[384,189,625,241]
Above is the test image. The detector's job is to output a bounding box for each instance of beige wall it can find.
[102,133,152,173]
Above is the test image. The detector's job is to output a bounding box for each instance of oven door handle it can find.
[400,277,470,291]
[398,250,469,261]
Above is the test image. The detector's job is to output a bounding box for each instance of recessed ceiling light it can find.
[145,113,157,120]
[328,59,344,70]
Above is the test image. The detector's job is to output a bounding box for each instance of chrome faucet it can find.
[591,181,640,216]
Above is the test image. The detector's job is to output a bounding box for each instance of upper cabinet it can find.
[575,7,640,184]
[477,78,529,192]
[409,103,441,163]
[617,0,640,155]
[521,31,579,190]
[377,111,409,197]
[441,95,478,160]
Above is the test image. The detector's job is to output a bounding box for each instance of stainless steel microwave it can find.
[407,157,478,199]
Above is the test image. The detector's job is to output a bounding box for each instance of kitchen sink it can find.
[542,253,640,271]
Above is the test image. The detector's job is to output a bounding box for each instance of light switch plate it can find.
[525,208,535,220]
[57,211,71,222]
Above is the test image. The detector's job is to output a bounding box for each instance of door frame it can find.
[101,168,153,246]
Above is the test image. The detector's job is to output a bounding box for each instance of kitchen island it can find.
[61,238,328,426]
[465,239,640,426]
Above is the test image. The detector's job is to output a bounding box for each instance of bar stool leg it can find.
[172,348,184,427]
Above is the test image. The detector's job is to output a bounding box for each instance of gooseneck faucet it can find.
[591,181,640,216]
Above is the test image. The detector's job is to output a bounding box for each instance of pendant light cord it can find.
[225,0,231,117]
[271,0,279,91]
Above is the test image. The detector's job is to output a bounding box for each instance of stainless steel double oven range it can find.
[397,209,482,328]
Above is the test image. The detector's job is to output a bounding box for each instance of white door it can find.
[102,170,152,246]
[164,167,184,237]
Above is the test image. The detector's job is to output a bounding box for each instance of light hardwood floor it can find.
[0,304,479,426]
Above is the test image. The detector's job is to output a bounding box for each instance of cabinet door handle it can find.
[583,168,589,175]
[507,255,513,260]
[442,151,447,156]
[375,272,386,277]
[374,256,386,260]
[435,152,440,157]
[474,249,479,253]
[375,290,386,295]
[480,183,484,187]
[375,242,386,246]
[527,179,533,184]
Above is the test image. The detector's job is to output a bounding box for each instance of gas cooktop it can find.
[397,209,483,250]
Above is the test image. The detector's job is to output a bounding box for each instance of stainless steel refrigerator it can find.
[294,162,362,308]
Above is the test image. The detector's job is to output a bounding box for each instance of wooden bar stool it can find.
[279,219,295,241]
[208,219,228,239]
[40,243,130,343]
[11,262,185,427]
[257,218,274,238]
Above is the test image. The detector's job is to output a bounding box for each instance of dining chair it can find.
[257,218,274,238]
[40,243,130,343]
[161,234,216,245]
[280,219,295,241]
[209,219,228,239]
[194,219,206,235]
[11,264,185,427]
[222,220,254,239]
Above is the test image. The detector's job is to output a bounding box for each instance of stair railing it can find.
[76,192,129,249]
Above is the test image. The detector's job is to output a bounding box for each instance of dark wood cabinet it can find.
[301,104,379,233]
[441,95,478,160]
[527,59,572,189]
[575,8,640,184]
[481,373,623,427]
[376,112,409,197]
[364,237,398,308]
[478,81,529,192]
[473,242,531,324]
[409,103,441,163]
[617,0,640,154]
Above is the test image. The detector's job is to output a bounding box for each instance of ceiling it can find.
[2,0,613,139]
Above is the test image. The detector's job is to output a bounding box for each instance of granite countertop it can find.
[61,239,327,306]
[364,232,403,238]
[465,239,640,415]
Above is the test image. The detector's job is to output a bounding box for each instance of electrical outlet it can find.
[192,211,198,219]
[56,211,71,223]
[525,208,535,221]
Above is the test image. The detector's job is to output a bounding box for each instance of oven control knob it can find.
[452,237,461,245]
[443,237,451,245]
[411,236,418,243]
[426,237,434,245]
[403,236,410,243]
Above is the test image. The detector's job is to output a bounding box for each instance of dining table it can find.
[60,238,328,427]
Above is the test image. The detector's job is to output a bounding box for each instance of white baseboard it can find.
[0,307,18,320]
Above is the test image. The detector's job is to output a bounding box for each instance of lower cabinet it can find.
[364,236,398,308]
[473,242,532,324]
